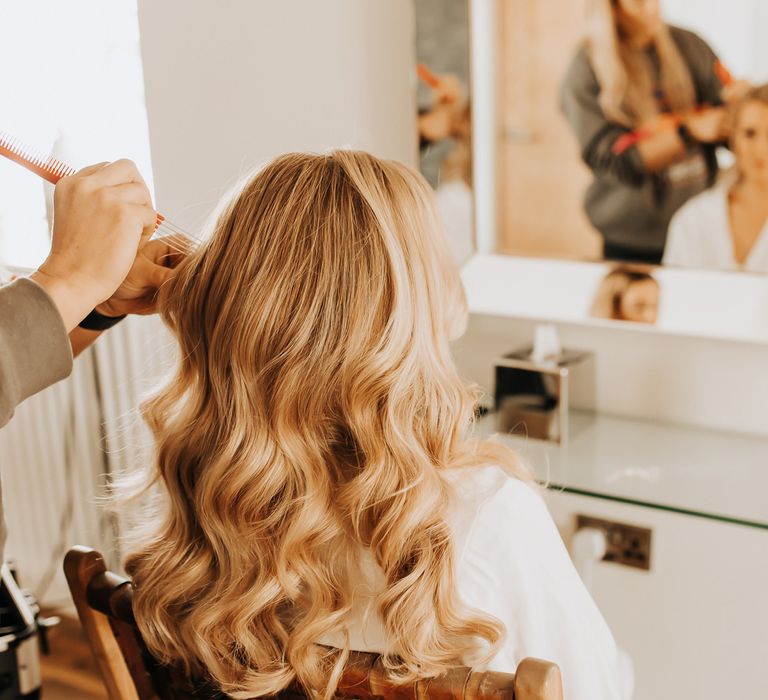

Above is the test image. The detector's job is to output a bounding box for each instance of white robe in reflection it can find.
[663,178,768,273]
[435,179,474,266]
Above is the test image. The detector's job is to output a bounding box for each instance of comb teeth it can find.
[0,130,76,184]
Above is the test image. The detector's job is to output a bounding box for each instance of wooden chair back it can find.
[64,546,563,700]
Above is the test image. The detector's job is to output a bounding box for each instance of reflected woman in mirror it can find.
[118,152,630,700]
[590,265,660,324]
[561,0,741,265]
[664,85,768,272]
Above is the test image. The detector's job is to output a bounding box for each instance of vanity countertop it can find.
[474,410,768,529]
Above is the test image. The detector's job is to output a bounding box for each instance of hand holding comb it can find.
[0,131,198,256]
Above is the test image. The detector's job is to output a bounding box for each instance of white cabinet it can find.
[546,489,768,699]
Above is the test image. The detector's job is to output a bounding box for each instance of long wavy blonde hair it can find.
[121,151,526,699]
[585,0,696,126]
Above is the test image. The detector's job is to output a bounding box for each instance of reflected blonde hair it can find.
[121,151,527,699]
[585,0,696,126]
[590,264,658,320]
[727,83,768,143]
[718,84,768,186]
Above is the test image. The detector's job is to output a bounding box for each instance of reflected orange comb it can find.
[715,60,733,87]
[0,131,197,251]
[417,63,441,89]
[0,133,74,184]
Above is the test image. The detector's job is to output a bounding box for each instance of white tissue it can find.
[530,323,562,364]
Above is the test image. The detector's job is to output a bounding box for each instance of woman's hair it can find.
[719,83,768,184]
[585,0,696,126]
[121,151,526,700]
[728,83,768,141]
[590,264,659,321]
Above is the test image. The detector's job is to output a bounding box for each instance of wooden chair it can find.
[64,546,564,700]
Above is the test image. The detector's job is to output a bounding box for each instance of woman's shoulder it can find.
[665,184,728,266]
[443,464,541,520]
[447,468,628,696]
[444,465,554,558]
[673,180,728,227]
[465,469,553,541]
[443,462,514,492]
[444,462,543,506]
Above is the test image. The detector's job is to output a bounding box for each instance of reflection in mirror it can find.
[589,264,660,324]
[663,85,768,272]
[497,0,768,272]
[414,0,474,266]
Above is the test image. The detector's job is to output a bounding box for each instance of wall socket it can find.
[576,515,652,571]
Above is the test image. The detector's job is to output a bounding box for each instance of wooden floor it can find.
[39,613,108,699]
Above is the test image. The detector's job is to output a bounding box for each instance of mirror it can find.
[442,0,768,339]
[495,0,768,273]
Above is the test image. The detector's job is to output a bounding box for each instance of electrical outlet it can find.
[576,515,652,571]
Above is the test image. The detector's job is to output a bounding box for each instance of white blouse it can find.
[318,465,630,700]
[663,180,768,273]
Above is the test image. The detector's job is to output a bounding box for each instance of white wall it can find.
[137,0,417,233]
[547,490,768,699]
[664,0,768,82]
[453,313,768,437]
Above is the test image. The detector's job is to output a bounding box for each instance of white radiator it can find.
[0,315,171,606]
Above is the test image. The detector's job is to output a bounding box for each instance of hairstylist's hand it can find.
[95,236,189,317]
[433,73,464,107]
[684,107,729,143]
[721,80,752,105]
[419,104,455,142]
[31,160,157,331]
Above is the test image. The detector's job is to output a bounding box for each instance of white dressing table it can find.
[473,411,768,698]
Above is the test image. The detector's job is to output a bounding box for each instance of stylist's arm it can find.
[0,159,173,428]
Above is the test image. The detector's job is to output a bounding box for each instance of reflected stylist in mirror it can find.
[560,0,739,265]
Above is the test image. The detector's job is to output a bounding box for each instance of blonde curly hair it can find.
[119,151,526,699]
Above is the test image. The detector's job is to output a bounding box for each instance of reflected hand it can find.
[684,107,729,143]
[721,80,752,105]
[433,73,465,107]
[95,235,189,317]
[419,104,455,142]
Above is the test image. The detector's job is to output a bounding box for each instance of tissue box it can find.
[494,347,595,444]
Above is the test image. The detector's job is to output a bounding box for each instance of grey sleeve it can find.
[560,50,647,186]
[670,27,723,106]
[0,278,73,428]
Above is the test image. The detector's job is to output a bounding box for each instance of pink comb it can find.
[0,132,74,184]
[0,130,198,251]
[715,60,734,87]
